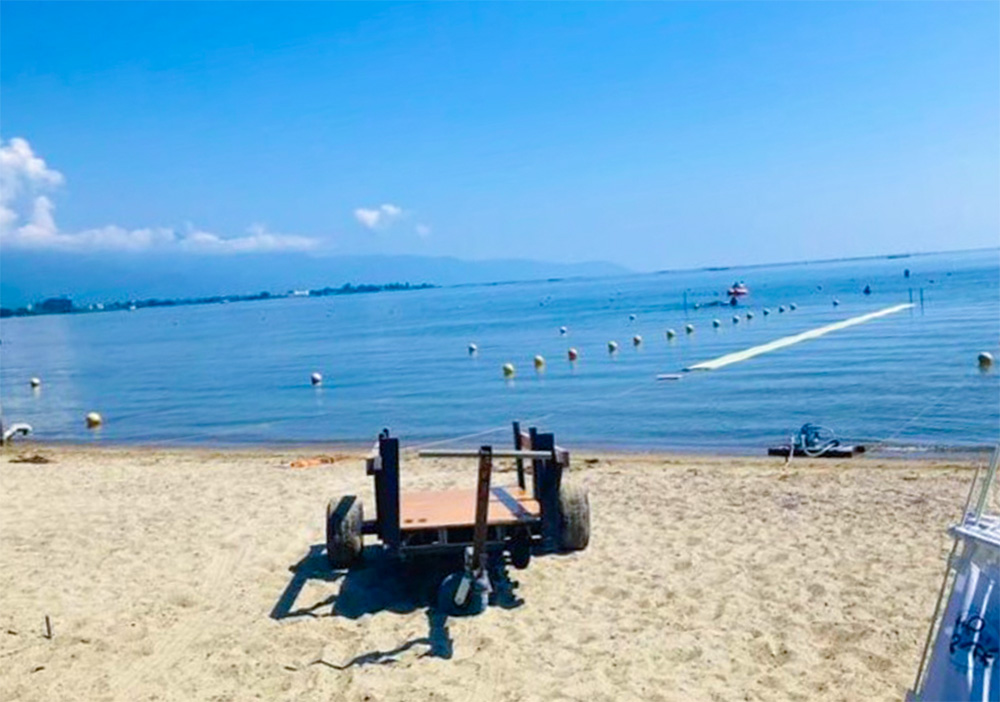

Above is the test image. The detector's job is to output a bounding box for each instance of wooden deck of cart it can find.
[399,487,541,530]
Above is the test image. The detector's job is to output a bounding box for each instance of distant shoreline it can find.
[0,281,435,320]
[2,245,995,322]
[658,245,1000,276]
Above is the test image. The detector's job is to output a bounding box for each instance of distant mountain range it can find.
[0,252,630,308]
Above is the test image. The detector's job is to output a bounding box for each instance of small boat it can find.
[727,282,749,298]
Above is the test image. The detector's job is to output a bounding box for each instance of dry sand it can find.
[0,443,990,701]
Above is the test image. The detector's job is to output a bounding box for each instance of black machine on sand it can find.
[767,423,866,459]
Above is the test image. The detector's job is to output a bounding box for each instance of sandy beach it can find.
[0,443,989,702]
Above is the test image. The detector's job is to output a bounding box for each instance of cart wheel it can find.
[437,572,487,617]
[558,481,590,551]
[326,496,363,569]
[509,528,531,570]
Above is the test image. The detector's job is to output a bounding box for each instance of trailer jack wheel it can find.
[437,570,489,617]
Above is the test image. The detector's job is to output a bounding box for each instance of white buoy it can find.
[628,314,636,321]
[685,323,695,334]
[86,412,103,428]
[712,319,721,328]
[632,334,643,346]
[534,355,546,370]
[559,326,568,335]
[978,352,994,369]
[608,340,619,353]
[778,305,786,313]
[29,377,41,388]
[833,299,840,307]
[746,311,754,320]
[732,315,740,324]
[763,308,771,316]
[468,343,478,355]
[789,303,797,311]
[567,348,579,361]
[665,328,676,339]
[310,372,323,386]
[502,363,515,378]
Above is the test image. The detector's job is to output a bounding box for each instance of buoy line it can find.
[685,303,913,372]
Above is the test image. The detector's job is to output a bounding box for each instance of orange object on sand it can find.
[288,456,339,469]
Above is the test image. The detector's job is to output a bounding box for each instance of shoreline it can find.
[3,438,994,463]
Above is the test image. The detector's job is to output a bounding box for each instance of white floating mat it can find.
[685,303,913,372]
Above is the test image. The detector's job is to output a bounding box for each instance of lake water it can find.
[2,249,998,453]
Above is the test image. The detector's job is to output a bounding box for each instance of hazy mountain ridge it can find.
[0,252,629,307]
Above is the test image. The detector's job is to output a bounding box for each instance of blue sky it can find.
[1,2,997,272]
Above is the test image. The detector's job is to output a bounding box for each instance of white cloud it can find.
[0,137,321,254]
[415,223,431,238]
[0,137,65,245]
[179,223,317,254]
[354,203,405,231]
[0,137,64,197]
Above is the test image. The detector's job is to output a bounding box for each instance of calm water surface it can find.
[2,250,998,452]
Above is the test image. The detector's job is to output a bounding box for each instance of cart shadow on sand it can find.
[269,543,524,667]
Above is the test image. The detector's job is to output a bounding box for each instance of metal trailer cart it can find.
[324,422,590,615]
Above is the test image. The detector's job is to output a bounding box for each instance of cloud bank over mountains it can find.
[0,137,321,254]
[0,139,627,307]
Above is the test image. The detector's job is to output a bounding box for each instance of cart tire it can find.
[437,572,487,617]
[326,496,363,569]
[509,528,531,570]
[558,481,590,551]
